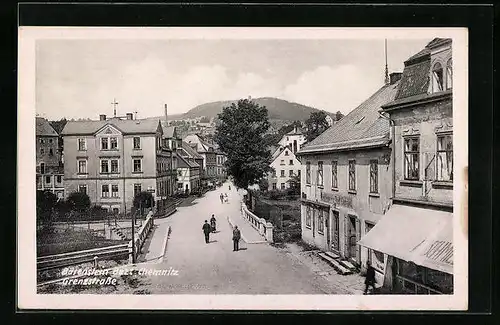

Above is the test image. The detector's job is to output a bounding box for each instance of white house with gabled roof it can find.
[267,145,301,191]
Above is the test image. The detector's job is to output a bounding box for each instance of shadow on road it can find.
[236,248,248,251]
[209,240,218,243]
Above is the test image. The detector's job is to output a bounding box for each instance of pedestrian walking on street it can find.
[220,193,224,204]
[364,261,377,294]
[210,214,217,232]
[232,225,241,251]
[229,185,231,191]
[202,220,211,244]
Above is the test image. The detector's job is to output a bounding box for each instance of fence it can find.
[128,211,155,263]
[241,203,274,242]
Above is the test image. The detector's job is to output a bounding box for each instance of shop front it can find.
[358,204,453,294]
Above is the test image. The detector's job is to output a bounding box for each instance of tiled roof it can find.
[36,117,58,136]
[180,141,204,159]
[394,58,431,100]
[62,118,161,135]
[425,38,452,49]
[286,127,305,135]
[297,82,399,155]
[177,154,200,168]
[160,122,177,138]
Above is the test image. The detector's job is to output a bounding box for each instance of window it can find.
[297,169,301,177]
[49,148,54,156]
[370,160,378,193]
[40,139,45,144]
[40,163,45,174]
[331,161,338,188]
[113,207,119,214]
[40,148,44,155]
[101,138,109,150]
[133,159,142,173]
[178,170,182,176]
[272,183,277,190]
[101,160,109,173]
[45,176,51,184]
[111,159,119,173]
[280,159,285,165]
[110,137,118,150]
[404,137,420,180]
[348,160,356,191]
[285,151,289,156]
[317,161,324,187]
[432,62,444,92]
[280,170,285,177]
[281,183,286,190]
[112,185,119,197]
[78,185,87,194]
[78,160,87,174]
[318,209,325,234]
[272,170,276,177]
[437,134,453,181]
[306,162,311,184]
[102,185,110,198]
[306,206,312,228]
[78,138,86,151]
[49,139,53,143]
[134,184,142,196]
[289,170,294,177]
[56,175,62,183]
[446,59,452,90]
[289,160,293,165]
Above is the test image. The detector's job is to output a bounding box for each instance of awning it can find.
[358,204,453,274]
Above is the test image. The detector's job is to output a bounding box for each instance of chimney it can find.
[389,72,403,84]
[126,113,133,120]
[99,114,106,121]
[164,104,168,123]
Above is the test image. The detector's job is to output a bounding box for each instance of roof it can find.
[297,81,399,155]
[160,121,177,138]
[395,58,431,100]
[285,127,305,136]
[179,141,204,159]
[36,117,58,136]
[177,154,200,168]
[62,118,161,135]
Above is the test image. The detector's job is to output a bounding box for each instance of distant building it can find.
[176,155,201,194]
[36,117,64,199]
[268,145,301,191]
[325,115,334,127]
[278,126,307,154]
[183,133,218,179]
[61,113,174,215]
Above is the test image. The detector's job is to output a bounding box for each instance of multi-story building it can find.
[183,133,218,179]
[296,73,401,283]
[176,155,201,194]
[160,122,180,197]
[359,38,454,294]
[278,126,307,154]
[215,150,227,180]
[36,117,65,199]
[61,113,174,215]
[268,145,301,191]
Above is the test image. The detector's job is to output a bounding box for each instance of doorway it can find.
[348,215,358,260]
[331,210,340,253]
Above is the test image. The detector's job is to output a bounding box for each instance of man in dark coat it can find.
[210,214,217,232]
[220,193,224,204]
[364,261,376,294]
[232,226,241,251]
[202,220,211,244]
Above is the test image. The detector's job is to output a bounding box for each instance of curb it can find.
[158,225,171,264]
[227,216,268,245]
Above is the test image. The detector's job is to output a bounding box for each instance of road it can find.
[131,181,338,294]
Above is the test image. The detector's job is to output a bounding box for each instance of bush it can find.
[67,191,91,213]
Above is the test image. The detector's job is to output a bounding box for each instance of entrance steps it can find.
[318,251,359,275]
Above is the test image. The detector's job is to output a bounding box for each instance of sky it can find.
[36,38,431,120]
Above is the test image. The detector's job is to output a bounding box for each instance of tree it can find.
[67,191,91,214]
[305,111,330,143]
[335,110,345,122]
[258,178,269,192]
[214,98,273,190]
[36,190,57,225]
[133,191,154,216]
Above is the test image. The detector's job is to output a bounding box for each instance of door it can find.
[325,210,331,250]
[348,216,357,259]
[332,210,340,253]
[312,208,316,238]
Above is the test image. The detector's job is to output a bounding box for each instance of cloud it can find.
[283,65,381,114]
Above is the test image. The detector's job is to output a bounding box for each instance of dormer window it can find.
[432,62,444,93]
[446,59,452,90]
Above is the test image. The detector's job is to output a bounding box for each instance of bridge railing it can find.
[128,211,154,263]
[240,203,274,243]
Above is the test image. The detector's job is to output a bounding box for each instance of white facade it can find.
[268,146,301,190]
[278,127,307,154]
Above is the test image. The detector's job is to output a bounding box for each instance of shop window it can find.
[436,133,453,181]
[404,137,420,180]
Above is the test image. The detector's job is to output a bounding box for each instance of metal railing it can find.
[37,244,129,272]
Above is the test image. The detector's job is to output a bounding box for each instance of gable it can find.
[95,124,122,136]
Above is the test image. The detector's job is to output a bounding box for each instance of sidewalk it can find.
[225,184,268,244]
[137,219,170,263]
